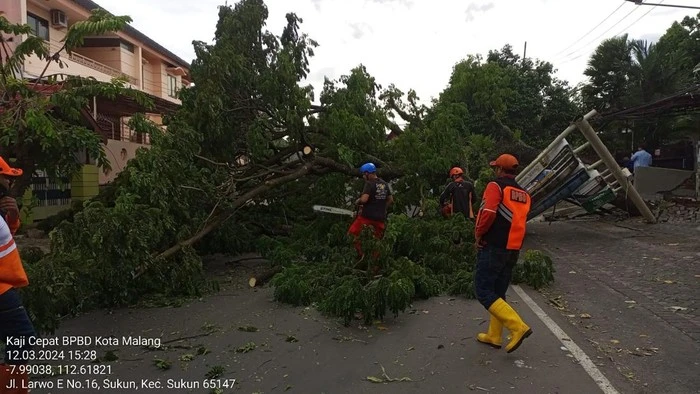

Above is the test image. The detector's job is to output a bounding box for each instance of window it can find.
[167,75,177,98]
[27,13,49,40]
[120,40,134,53]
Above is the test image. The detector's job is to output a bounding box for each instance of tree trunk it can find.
[248,266,282,288]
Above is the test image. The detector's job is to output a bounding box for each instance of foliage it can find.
[580,12,700,150]
[512,249,555,290]
[0,10,154,198]
[17,246,45,265]
[427,45,579,153]
[267,212,475,325]
[268,211,556,324]
[21,197,214,334]
[15,0,560,333]
[34,200,85,233]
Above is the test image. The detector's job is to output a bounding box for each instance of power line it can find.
[611,0,665,38]
[557,1,666,70]
[554,3,640,63]
[553,1,627,57]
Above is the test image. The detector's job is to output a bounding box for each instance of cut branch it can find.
[131,161,317,279]
[248,266,283,288]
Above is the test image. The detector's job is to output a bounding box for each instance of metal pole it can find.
[575,118,657,223]
[586,159,603,170]
[574,141,591,154]
[520,109,598,176]
[626,1,700,10]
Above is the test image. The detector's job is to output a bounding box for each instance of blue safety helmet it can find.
[359,162,376,174]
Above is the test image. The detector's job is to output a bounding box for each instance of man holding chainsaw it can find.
[439,166,475,219]
[348,162,393,259]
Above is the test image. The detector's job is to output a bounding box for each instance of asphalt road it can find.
[32,287,604,394]
[525,219,700,394]
[25,218,700,394]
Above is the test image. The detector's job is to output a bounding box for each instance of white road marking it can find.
[512,285,620,394]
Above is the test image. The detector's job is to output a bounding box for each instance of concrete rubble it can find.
[650,199,700,223]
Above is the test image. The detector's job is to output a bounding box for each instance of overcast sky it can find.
[94,0,698,105]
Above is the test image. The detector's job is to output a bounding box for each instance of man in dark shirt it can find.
[348,162,393,260]
[439,167,475,219]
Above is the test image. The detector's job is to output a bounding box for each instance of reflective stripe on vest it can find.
[0,216,28,294]
[500,186,531,250]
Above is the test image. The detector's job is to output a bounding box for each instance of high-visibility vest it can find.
[0,216,28,295]
[480,177,531,250]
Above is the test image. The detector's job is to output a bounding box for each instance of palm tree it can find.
[624,39,695,147]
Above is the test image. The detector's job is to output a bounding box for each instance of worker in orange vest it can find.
[473,154,532,353]
[439,166,475,219]
[0,156,36,394]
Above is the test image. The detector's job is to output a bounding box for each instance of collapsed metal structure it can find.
[517,110,657,223]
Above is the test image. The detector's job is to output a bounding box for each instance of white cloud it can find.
[93,0,699,106]
[465,2,495,23]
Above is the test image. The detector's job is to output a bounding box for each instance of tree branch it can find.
[307,104,326,115]
[387,99,417,125]
[384,118,404,137]
[179,185,207,193]
[132,161,317,279]
[194,154,231,167]
[313,156,403,180]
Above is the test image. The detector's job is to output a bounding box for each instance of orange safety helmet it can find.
[489,154,519,171]
[0,156,22,177]
[449,167,464,177]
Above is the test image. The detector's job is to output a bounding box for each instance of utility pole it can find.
[576,117,657,223]
[523,41,527,60]
[624,0,700,10]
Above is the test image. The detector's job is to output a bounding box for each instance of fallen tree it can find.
[20,0,566,333]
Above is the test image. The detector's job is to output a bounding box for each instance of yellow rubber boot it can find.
[488,298,532,353]
[476,314,503,348]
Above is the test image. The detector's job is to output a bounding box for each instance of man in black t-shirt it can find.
[439,166,475,219]
[348,162,393,260]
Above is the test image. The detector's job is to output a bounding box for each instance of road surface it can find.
[26,219,700,394]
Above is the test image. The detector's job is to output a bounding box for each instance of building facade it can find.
[1,0,191,219]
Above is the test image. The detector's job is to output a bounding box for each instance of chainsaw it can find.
[312,205,355,217]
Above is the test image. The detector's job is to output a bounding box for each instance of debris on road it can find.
[548,296,565,309]
[365,364,413,383]
[235,342,257,353]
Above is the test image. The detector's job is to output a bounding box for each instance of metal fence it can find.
[30,176,71,207]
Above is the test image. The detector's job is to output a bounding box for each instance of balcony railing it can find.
[48,42,139,86]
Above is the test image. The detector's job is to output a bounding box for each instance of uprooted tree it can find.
[19,0,568,333]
